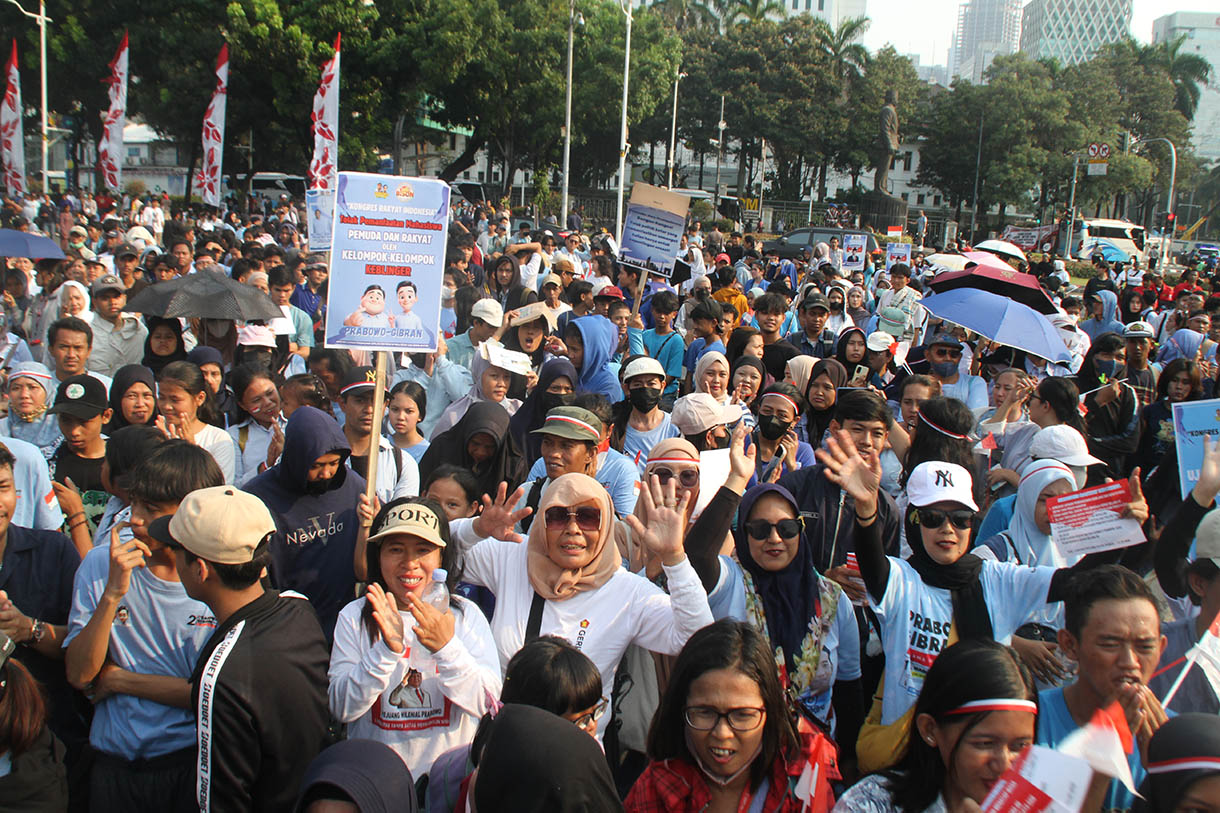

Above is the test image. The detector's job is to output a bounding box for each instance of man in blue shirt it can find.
[1037,565,1168,813]
[629,290,684,404]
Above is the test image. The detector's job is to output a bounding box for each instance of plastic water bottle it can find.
[409,569,449,674]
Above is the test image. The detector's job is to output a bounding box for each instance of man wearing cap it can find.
[618,357,681,471]
[865,331,897,386]
[446,298,503,374]
[88,274,148,376]
[592,283,625,318]
[540,272,572,324]
[340,366,420,505]
[1123,321,1158,409]
[670,393,738,453]
[154,486,330,812]
[922,332,987,411]
[788,291,837,359]
[48,374,112,504]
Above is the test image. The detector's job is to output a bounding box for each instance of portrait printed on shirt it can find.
[374,664,451,731]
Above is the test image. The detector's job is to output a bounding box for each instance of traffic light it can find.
[1166,212,1176,232]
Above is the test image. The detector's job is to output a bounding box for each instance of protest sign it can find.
[1172,398,1220,498]
[618,183,689,279]
[842,233,867,272]
[1046,481,1144,557]
[324,172,448,353]
[306,188,335,251]
[885,242,912,270]
[481,340,533,377]
[981,746,1092,813]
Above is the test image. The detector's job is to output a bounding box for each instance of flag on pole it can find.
[1162,609,1220,709]
[0,40,25,197]
[195,43,229,208]
[98,32,129,193]
[309,34,340,191]
[1059,701,1138,796]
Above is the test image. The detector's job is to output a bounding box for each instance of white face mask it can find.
[684,728,763,787]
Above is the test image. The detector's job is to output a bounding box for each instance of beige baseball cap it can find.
[471,298,504,328]
[366,502,447,548]
[148,486,277,564]
[671,393,741,436]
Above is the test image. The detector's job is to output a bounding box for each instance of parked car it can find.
[1187,244,1219,267]
[762,227,880,261]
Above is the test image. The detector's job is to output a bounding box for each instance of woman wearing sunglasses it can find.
[447,471,714,741]
[626,620,805,812]
[818,431,1137,772]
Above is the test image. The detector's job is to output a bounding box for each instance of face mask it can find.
[1094,359,1117,378]
[694,289,710,301]
[684,729,763,788]
[628,387,661,413]
[930,360,958,378]
[829,301,844,311]
[709,429,731,451]
[542,391,574,413]
[756,414,792,442]
[441,286,456,304]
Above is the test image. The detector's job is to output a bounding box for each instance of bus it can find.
[1073,218,1146,264]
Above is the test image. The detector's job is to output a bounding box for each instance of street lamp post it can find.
[614,0,632,242]
[712,95,725,214]
[3,0,50,192]
[560,0,576,227]
[665,69,685,188]
[1140,137,1176,265]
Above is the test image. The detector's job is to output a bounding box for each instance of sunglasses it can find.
[914,508,974,530]
[744,518,803,540]
[544,506,602,531]
[651,466,699,488]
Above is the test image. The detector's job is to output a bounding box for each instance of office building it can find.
[1019,0,1133,66]
[950,0,1023,83]
[1153,12,1220,163]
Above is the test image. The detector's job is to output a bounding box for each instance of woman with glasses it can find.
[979,377,1090,496]
[818,433,1138,772]
[447,471,714,741]
[625,620,805,811]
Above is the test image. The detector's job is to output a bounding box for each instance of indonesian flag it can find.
[308,34,340,191]
[97,32,129,193]
[195,43,229,208]
[0,40,25,197]
[1059,701,1138,796]
[1163,609,1220,709]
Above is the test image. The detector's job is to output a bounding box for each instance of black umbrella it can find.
[125,270,283,321]
[0,228,65,259]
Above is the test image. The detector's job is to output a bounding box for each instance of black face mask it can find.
[628,387,662,413]
[829,301,844,311]
[542,391,574,413]
[694,288,710,301]
[756,414,792,442]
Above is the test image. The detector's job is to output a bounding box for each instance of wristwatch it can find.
[27,618,46,645]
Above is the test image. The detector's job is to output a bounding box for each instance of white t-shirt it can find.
[327,595,501,776]
[452,520,714,739]
[194,423,238,484]
[872,556,1054,724]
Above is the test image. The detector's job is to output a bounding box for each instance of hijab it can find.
[509,357,577,462]
[294,738,418,813]
[694,350,730,403]
[56,280,92,323]
[617,437,700,574]
[785,355,817,394]
[834,327,867,371]
[1158,329,1212,364]
[847,286,871,327]
[105,364,157,433]
[1,361,60,450]
[1005,459,1076,568]
[473,704,624,813]
[141,316,189,376]
[430,342,522,439]
[803,358,847,446]
[730,355,769,412]
[419,400,528,500]
[1139,714,1220,813]
[733,484,820,672]
[905,464,993,640]
[527,472,620,601]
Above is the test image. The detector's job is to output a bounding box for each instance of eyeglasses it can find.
[684,706,766,732]
[932,348,963,360]
[914,508,975,530]
[743,518,803,540]
[544,506,602,531]
[572,698,609,729]
[650,466,699,488]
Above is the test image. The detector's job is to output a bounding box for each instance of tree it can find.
[651,0,718,33]
[1150,34,1213,121]
[813,15,870,101]
[721,0,785,30]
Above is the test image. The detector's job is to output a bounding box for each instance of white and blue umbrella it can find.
[921,288,1072,364]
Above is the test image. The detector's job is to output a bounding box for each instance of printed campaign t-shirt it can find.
[65,546,215,759]
[872,557,1055,725]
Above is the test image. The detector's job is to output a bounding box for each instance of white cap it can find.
[622,356,665,381]
[906,461,979,511]
[590,277,612,296]
[1124,320,1154,339]
[1195,508,1220,565]
[471,298,504,328]
[670,393,741,436]
[866,331,895,353]
[1029,424,1103,468]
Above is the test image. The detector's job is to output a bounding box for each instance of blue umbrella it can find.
[0,228,65,259]
[1087,240,1129,262]
[920,289,1072,364]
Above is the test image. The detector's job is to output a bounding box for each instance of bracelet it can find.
[68,511,84,520]
[856,508,878,523]
[69,520,87,530]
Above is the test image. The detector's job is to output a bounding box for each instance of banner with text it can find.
[1173,398,1220,498]
[306,188,335,251]
[843,233,867,272]
[886,242,912,271]
[324,172,448,352]
[618,182,689,279]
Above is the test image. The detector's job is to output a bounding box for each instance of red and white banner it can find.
[1,39,25,197]
[98,32,129,193]
[195,43,229,208]
[308,33,340,191]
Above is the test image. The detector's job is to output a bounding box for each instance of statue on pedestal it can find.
[873,90,900,195]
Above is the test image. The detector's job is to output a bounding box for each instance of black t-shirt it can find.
[52,445,106,493]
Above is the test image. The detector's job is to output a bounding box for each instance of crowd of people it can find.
[2,189,1220,813]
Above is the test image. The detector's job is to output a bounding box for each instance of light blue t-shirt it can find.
[65,546,216,760]
[1036,687,1146,813]
[402,439,430,463]
[622,414,681,472]
[526,448,641,517]
[939,373,988,411]
[0,432,62,530]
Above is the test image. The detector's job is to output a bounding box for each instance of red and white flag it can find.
[97,32,129,193]
[195,43,229,208]
[0,40,25,197]
[1059,701,1138,796]
[308,34,340,191]
[1163,609,1220,709]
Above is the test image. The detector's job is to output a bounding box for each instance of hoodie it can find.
[571,315,623,401]
[1080,289,1125,341]
[243,406,366,640]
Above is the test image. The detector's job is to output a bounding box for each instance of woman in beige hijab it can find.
[447,473,713,741]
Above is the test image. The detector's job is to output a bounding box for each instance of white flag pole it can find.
[1161,647,1198,709]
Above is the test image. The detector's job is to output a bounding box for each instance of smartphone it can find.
[848,365,869,387]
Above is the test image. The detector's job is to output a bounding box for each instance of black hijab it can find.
[803,358,847,447]
[420,401,528,500]
[834,327,867,371]
[1137,713,1220,813]
[105,364,157,433]
[294,738,417,813]
[141,317,189,377]
[509,358,577,462]
[730,355,769,414]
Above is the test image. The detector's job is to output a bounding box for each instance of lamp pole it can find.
[666,69,686,188]
[614,0,632,241]
[712,95,725,214]
[3,0,50,192]
[1140,137,1176,265]
[560,0,575,227]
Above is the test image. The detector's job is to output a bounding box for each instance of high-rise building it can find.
[776,0,867,25]
[1019,0,1133,66]
[950,0,1023,83]
[1152,12,1220,163]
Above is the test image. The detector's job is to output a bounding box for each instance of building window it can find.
[449,134,457,150]
[901,193,909,202]
[806,0,811,8]
[128,147,140,157]
[903,152,913,172]
[793,0,798,7]
[478,171,485,182]
[934,195,941,206]
[818,0,824,9]
[917,194,925,204]
[463,171,470,180]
